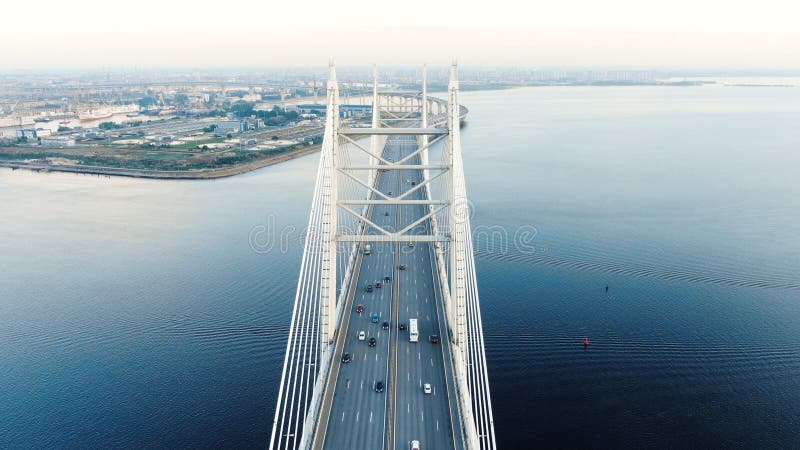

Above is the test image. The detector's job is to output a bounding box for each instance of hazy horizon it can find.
[2,0,800,71]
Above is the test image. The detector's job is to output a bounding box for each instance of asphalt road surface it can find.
[322,136,458,450]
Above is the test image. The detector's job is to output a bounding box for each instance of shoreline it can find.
[0,144,321,180]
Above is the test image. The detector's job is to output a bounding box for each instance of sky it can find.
[2,0,799,70]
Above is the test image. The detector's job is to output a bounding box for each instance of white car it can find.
[411,440,421,450]
[423,383,432,394]
[358,331,366,341]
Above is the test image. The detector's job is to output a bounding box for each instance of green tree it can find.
[99,121,121,130]
[138,96,157,108]
[230,101,255,118]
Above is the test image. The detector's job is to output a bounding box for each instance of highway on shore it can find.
[321,136,458,450]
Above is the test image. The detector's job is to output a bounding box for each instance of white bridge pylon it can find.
[269,62,497,450]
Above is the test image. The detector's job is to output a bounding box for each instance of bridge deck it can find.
[321,136,460,450]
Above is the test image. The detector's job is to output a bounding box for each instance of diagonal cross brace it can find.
[337,168,391,201]
[340,134,393,166]
[397,204,449,236]
[395,134,446,165]
[397,168,448,200]
[338,204,393,237]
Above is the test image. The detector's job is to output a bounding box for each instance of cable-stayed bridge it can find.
[270,63,496,450]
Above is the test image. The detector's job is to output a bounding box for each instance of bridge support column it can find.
[320,63,340,359]
[448,63,468,354]
[369,66,380,188]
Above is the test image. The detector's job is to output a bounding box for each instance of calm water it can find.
[2,85,800,449]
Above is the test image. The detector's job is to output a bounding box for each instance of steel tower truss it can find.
[270,63,497,450]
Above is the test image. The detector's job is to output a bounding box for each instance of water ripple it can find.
[474,248,800,291]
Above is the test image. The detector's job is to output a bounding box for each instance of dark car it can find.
[399,323,406,331]
[368,337,376,347]
[382,321,389,330]
[385,211,389,216]
[366,283,373,292]
[376,281,382,288]
[356,304,364,313]
[341,353,352,363]
[429,335,440,344]
[399,264,406,270]
[375,381,384,393]
[385,276,391,283]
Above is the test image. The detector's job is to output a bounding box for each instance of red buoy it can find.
[583,338,590,347]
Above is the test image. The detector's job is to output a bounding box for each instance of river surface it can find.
[2,85,800,449]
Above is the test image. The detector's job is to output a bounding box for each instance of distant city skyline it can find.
[2,0,799,70]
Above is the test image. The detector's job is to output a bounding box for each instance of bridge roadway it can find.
[321,136,459,450]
